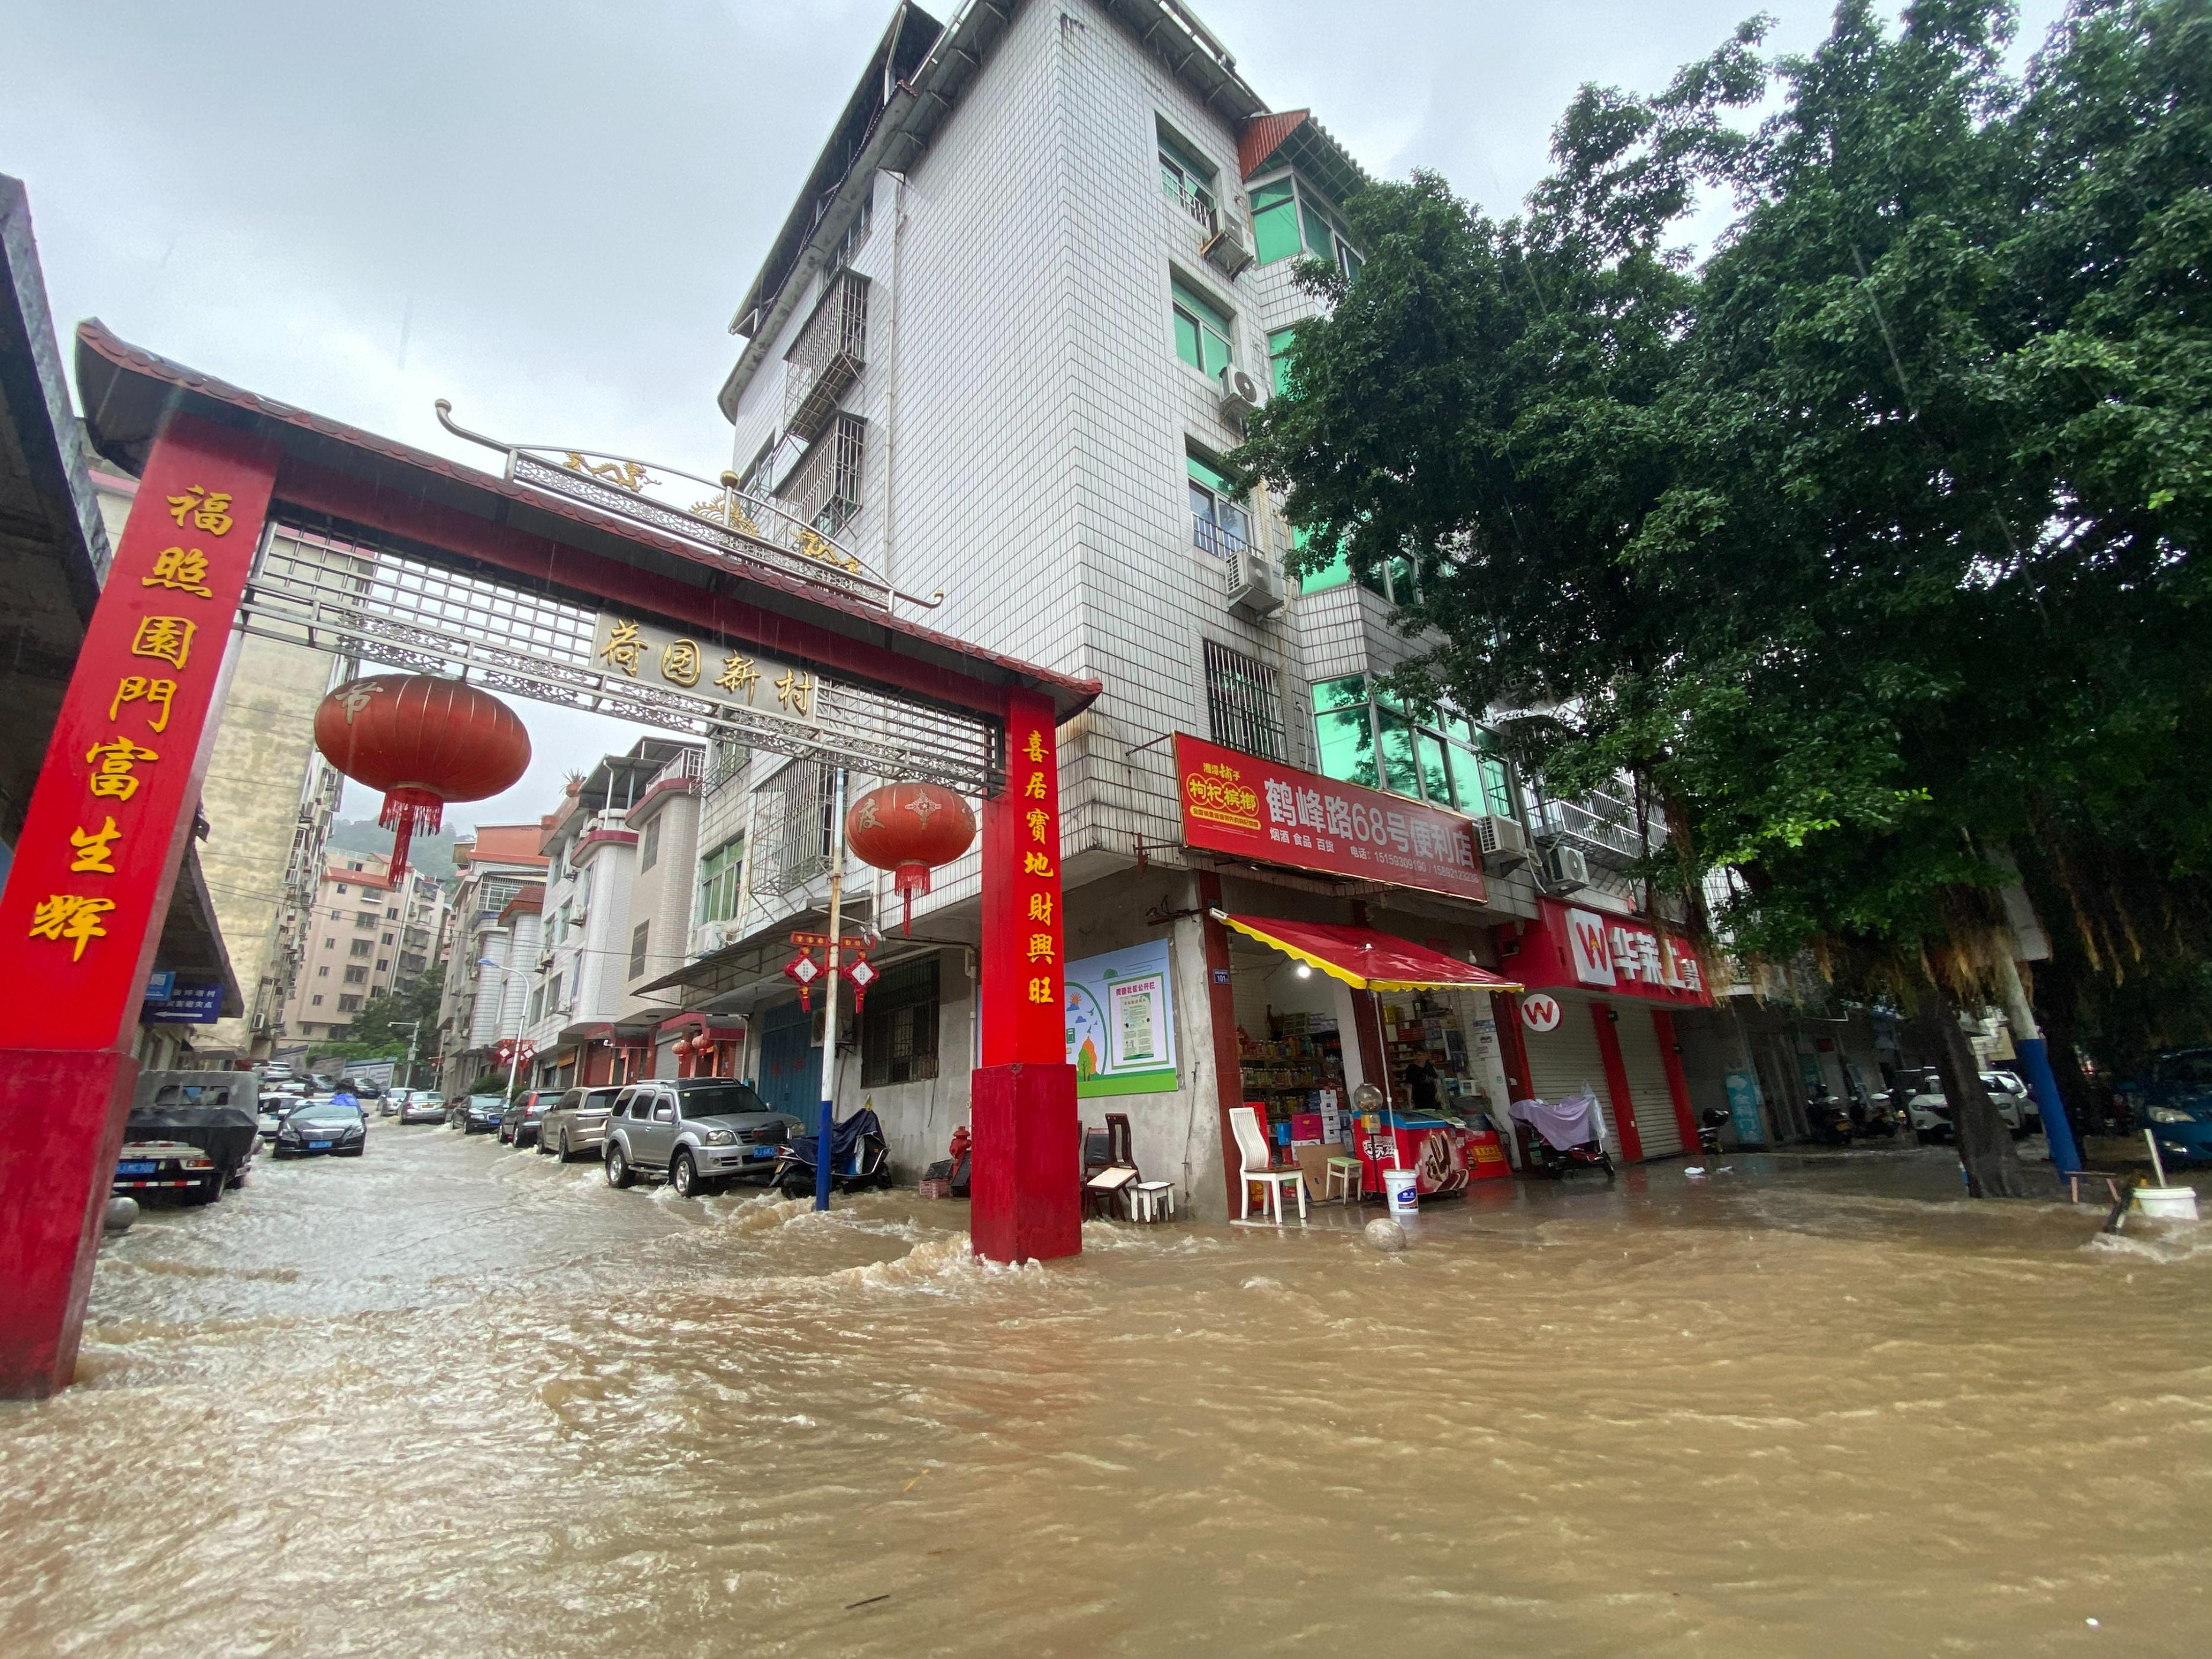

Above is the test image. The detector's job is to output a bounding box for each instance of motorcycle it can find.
[772,1106,895,1197]
[1805,1085,1855,1146]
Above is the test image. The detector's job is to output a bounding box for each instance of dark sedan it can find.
[458,1094,509,1135]
[499,1089,557,1147]
[275,1100,367,1158]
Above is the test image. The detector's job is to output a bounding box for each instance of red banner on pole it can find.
[1170,734,1488,905]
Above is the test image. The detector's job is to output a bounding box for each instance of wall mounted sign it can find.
[141,982,224,1025]
[1508,900,1714,1008]
[1171,734,1487,903]
[1520,992,1563,1033]
[1065,940,1178,1098]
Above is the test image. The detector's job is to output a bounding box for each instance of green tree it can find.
[314,964,445,1086]
[1238,0,2210,1195]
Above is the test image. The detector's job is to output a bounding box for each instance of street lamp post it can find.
[387,1020,422,1093]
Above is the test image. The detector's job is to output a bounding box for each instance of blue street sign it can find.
[144,970,175,1002]
[142,983,224,1024]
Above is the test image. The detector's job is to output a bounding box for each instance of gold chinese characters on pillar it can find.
[588,612,822,726]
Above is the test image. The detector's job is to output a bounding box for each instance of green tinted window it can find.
[1387,556,1417,603]
[1298,531,1351,595]
[1267,327,1299,396]
[1377,707,1420,798]
[1315,705,1378,789]
[1171,280,1233,378]
[1186,452,1234,494]
[1312,675,1367,713]
[1448,741,1509,817]
[1158,131,1216,210]
[1251,177,1300,263]
[1302,199,1336,260]
[1415,730,1452,806]
[1173,309,1202,372]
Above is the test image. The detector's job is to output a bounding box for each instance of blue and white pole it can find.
[1995,949,2081,1180]
[814,769,849,1213]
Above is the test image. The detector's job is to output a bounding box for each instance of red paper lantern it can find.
[845,782,977,934]
[314,674,530,879]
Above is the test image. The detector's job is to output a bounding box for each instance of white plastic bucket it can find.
[1382,1164,1420,1216]
[2134,1185,2200,1222]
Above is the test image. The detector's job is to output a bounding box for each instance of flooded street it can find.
[4,1125,2208,1659]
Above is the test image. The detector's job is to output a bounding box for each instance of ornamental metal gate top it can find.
[74,322,1097,793]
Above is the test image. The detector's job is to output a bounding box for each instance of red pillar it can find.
[1591,1001,1645,1163]
[1196,872,1247,1214]
[0,416,280,1397]
[1492,991,1533,1103]
[970,689,1077,1263]
[1653,1009,1699,1153]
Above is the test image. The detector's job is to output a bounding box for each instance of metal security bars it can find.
[1203,639,1286,761]
[751,761,835,898]
[241,521,1003,798]
[779,412,867,537]
[784,272,869,444]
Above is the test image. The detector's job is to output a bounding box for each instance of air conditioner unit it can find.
[1541,844,1591,894]
[1217,364,1267,424]
[695,921,732,955]
[1474,814,1531,870]
[1226,544,1284,618]
[1202,216,1254,278]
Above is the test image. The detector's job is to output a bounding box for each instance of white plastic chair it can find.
[1231,1106,1307,1223]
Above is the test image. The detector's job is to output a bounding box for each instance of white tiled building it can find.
[650,0,1707,1213]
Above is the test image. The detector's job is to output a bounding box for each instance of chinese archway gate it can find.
[0,324,1098,1398]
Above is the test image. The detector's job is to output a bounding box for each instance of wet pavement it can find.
[3,1121,2208,1658]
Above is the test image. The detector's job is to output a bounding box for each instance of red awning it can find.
[1219,915,1525,994]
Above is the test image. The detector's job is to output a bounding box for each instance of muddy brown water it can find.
[2,1126,2206,1658]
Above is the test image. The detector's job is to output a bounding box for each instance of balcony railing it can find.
[1192,514,1251,561]
[1533,789,1665,870]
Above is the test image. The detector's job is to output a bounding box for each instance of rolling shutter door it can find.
[1612,1008,1683,1158]
[1522,1000,1610,1109]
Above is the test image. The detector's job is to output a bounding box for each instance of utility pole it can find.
[388,1020,421,1093]
[815,768,849,1213]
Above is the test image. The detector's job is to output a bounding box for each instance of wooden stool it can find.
[2066,1170,2127,1206]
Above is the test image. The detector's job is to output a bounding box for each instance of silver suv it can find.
[600,1079,801,1198]
[539,1085,624,1162]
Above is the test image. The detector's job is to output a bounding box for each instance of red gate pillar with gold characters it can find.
[970,688,1078,1263]
[0,415,280,1397]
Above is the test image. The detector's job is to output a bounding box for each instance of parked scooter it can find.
[1805,1085,1855,1146]
[1696,1107,1730,1158]
[1524,1134,1616,1180]
[772,1106,894,1197]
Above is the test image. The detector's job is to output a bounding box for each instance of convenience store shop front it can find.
[1491,900,1714,1162]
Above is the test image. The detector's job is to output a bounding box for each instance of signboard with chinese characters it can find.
[1503,899,1713,1007]
[1171,734,1488,904]
[141,982,224,1025]
[589,612,821,726]
[1064,940,1177,1098]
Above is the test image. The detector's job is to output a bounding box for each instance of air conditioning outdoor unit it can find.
[1474,814,1531,870]
[695,921,731,955]
[1202,216,1254,278]
[1226,544,1284,618]
[1217,364,1267,424]
[1541,843,1591,894]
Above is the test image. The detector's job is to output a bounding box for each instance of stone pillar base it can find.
[969,1061,1079,1264]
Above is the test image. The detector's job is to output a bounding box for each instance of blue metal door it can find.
[757,999,820,1120]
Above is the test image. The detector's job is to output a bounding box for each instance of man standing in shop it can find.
[1405,1051,1444,1116]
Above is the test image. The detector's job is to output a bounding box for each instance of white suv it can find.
[600,1079,800,1198]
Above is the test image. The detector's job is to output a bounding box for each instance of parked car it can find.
[1904,1069,2029,1141]
[111,1140,225,1204]
[538,1085,624,1163]
[2119,1048,2212,1167]
[275,1099,367,1158]
[499,1089,557,1147]
[130,1073,259,1190]
[399,1092,448,1125]
[600,1078,801,1198]
[459,1095,509,1135]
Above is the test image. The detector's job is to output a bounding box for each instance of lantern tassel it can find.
[895,863,931,937]
[379,787,445,882]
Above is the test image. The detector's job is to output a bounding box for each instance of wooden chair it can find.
[1231,1105,1307,1223]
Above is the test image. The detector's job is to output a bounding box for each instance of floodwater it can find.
[3,1127,2207,1658]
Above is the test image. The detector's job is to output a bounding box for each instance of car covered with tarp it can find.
[116,1071,260,1203]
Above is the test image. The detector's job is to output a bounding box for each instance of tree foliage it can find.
[311,964,445,1070]
[1236,0,2211,1194]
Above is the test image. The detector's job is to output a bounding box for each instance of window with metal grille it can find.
[821,412,866,534]
[860,956,940,1087]
[1203,640,1286,761]
[641,815,661,871]
[629,921,650,980]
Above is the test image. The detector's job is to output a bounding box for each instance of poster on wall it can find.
[1065,940,1178,1097]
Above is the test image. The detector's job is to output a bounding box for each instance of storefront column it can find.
[1591,1003,1645,1162]
[1197,872,1248,1215]
[1492,991,1533,1102]
[1652,1010,1699,1154]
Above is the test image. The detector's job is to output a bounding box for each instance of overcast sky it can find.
[0,0,2069,834]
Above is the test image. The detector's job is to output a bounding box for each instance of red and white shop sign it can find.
[1506,899,1713,1006]
[1172,734,1488,903]
[1520,993,1563,1033]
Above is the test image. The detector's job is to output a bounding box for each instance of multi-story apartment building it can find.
[637,1,1722,1212]
[434,824,550,1095]
[518,738,705,1090]
[277,850,450,1045]
[86,460,349,1064]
